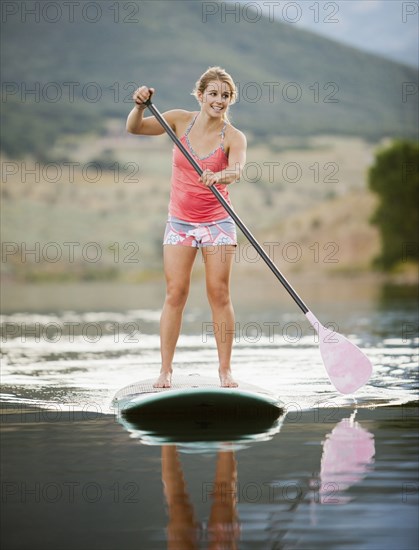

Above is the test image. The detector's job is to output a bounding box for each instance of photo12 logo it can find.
[1,241,142,266]
[202,2,340,24]
[401,2,418,22]
[2,81,142,105]
[1,481,140,504]
[1,1,141,24]
[1,160,141,184]
[233,81,340,105]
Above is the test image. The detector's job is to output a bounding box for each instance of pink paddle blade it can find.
[306,311,373,394]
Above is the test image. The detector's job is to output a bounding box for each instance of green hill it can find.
[1,0,417,160]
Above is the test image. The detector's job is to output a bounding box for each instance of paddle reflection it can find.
[161,445,239,550]
[115,406,376,546]
[158,413,376,549]
[312,410,375,506]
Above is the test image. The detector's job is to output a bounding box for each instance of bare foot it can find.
[153,371,172,388]
[219,369,238,388]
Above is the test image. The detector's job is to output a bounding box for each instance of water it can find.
[1,280,418,549]
[1,282,417,413]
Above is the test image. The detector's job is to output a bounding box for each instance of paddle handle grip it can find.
[144,99,309,315]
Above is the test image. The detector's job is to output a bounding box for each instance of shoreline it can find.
[1,271,417,314]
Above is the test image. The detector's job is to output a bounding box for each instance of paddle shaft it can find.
[145,99,309,314]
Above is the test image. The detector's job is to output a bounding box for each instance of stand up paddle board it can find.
[113,374,283,418]
[112,374,284,448]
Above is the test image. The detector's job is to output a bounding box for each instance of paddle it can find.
[143,98,373,394]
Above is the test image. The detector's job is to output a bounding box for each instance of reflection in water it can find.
[117,413,283,452]
[313,411,375,506]
[0,282,415,549]
[162,446,239,550]
[154,412,376,548]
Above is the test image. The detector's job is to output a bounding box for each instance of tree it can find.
[368,141,419,269]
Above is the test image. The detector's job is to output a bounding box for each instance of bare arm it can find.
[126,85,190,136]
[200,129,247,186]
[126,107,182,135]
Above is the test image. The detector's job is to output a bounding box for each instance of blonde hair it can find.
[192,66,237,121]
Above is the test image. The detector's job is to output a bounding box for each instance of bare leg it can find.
[208,450,239,549]
[154,245,198,388]
[202,246,238,387]
[161,445,199,549]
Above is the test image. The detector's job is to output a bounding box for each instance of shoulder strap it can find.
[185,113,198,136]
[220,120,227,141]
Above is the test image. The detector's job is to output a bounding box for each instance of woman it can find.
[126,67,247,388]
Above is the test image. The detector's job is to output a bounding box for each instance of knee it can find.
[165,283,189,309]
[206,283,231,309]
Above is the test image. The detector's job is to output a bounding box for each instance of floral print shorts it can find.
[163,216,237,248]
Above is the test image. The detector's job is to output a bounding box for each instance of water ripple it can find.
[1,308,417,414]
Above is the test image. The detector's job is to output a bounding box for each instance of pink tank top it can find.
[168,114,232,223]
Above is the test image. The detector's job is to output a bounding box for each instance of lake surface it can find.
[1,279,418,549]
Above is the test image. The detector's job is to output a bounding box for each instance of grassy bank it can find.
[1,131,416,285]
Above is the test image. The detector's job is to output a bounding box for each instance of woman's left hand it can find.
[199,169,219,187]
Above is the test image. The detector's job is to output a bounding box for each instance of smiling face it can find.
[197,79,233,119]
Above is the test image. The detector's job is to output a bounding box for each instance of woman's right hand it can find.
[133,86,154,109]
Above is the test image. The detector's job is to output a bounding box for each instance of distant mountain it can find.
[261,0,419,68]
[1,0,417,160]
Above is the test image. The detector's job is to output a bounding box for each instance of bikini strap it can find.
[185,114,227,140]
[220,120,227,141]
[184,113,198,136]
